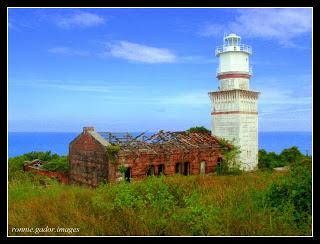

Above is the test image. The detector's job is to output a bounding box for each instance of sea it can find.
[8,131,312,158]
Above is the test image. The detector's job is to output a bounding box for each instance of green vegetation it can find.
[186,126,211,133]
[265,157,312,228]
[258,146,307,170]
[216,137,242,175]
[41,156,69,174]
[8,151,68,180]
[8,149,312,236]
[106,145,121,164]
[118,164,127,174]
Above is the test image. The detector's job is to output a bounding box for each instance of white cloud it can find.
[200,8,311,47]
[105,41,177,64]
[48,47,90,56]
[54,11,105,29]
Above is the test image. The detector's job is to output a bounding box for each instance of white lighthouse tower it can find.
[208,33,260,171]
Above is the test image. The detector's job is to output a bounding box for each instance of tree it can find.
[280,146,303,166]
[258,149,271,170]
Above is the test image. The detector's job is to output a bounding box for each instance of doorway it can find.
[147,165,154,176]
[183,162,190,176]
[200,161,206,174]
[175,163,182,174]
[158,164,164,176]
[124,167,131,182]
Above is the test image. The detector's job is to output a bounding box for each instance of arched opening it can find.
[147,165,154,176]
[124,167,131,182]
[175,163,182,174]
[183,162,190,176]
[216,157,223,174]
[157,164,164,176]
[200,161,206,174]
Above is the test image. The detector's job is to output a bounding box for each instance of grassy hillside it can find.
[8,162,311,236]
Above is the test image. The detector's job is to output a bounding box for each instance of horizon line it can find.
[8,130,312,133]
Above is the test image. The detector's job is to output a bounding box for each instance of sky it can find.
[8,8,312,132]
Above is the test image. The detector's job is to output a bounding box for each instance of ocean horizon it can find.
[8,131,312,158]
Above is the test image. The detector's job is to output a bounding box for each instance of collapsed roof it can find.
[97,130,226,154]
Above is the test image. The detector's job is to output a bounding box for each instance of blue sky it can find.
[8,8,312,132]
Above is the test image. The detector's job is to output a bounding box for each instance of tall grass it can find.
[8,169,311,236]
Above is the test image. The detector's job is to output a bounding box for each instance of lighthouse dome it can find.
[224,33,241,45]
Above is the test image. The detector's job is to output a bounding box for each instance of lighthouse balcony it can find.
[215,44,252,56]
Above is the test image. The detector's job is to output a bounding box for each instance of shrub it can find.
[41,156,69,174]
[106,145,121,164]
[264,157,312,228]
[216,137,242,175]
[279,146,303,166]
[186,126,211,133]
[118,165,127,174]
[258,147,305,170]
[8,151,68,179]
[258,149,280,170]
[23,151,60,162]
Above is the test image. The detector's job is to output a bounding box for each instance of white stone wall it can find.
[212,113,241,144]
[210,90,259,171]
[210,90,258,113]
[220,78,249,90]
[218,52,250,74]
[238,114,258,171]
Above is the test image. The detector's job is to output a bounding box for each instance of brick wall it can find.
[115,148,222,181]
[69,132,224,187]
[24,165,69,184]
[69,132,108,187]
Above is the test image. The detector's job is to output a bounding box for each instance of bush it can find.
[106,145,121,164]
[258,149,281,170]
[258,147,305,170]
[279,146,303,166]
[216,137,242,175]
[8,151,68,179]
[264,158,312,228]
[41,156,69,174]
[186,126,211,133]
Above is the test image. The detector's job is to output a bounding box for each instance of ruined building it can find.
[69,127,226,187]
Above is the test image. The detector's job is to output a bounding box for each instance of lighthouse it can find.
[208,33,260,171]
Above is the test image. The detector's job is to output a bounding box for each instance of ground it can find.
[8,169,311,236]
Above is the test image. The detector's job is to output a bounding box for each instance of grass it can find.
[8,169,311,236]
